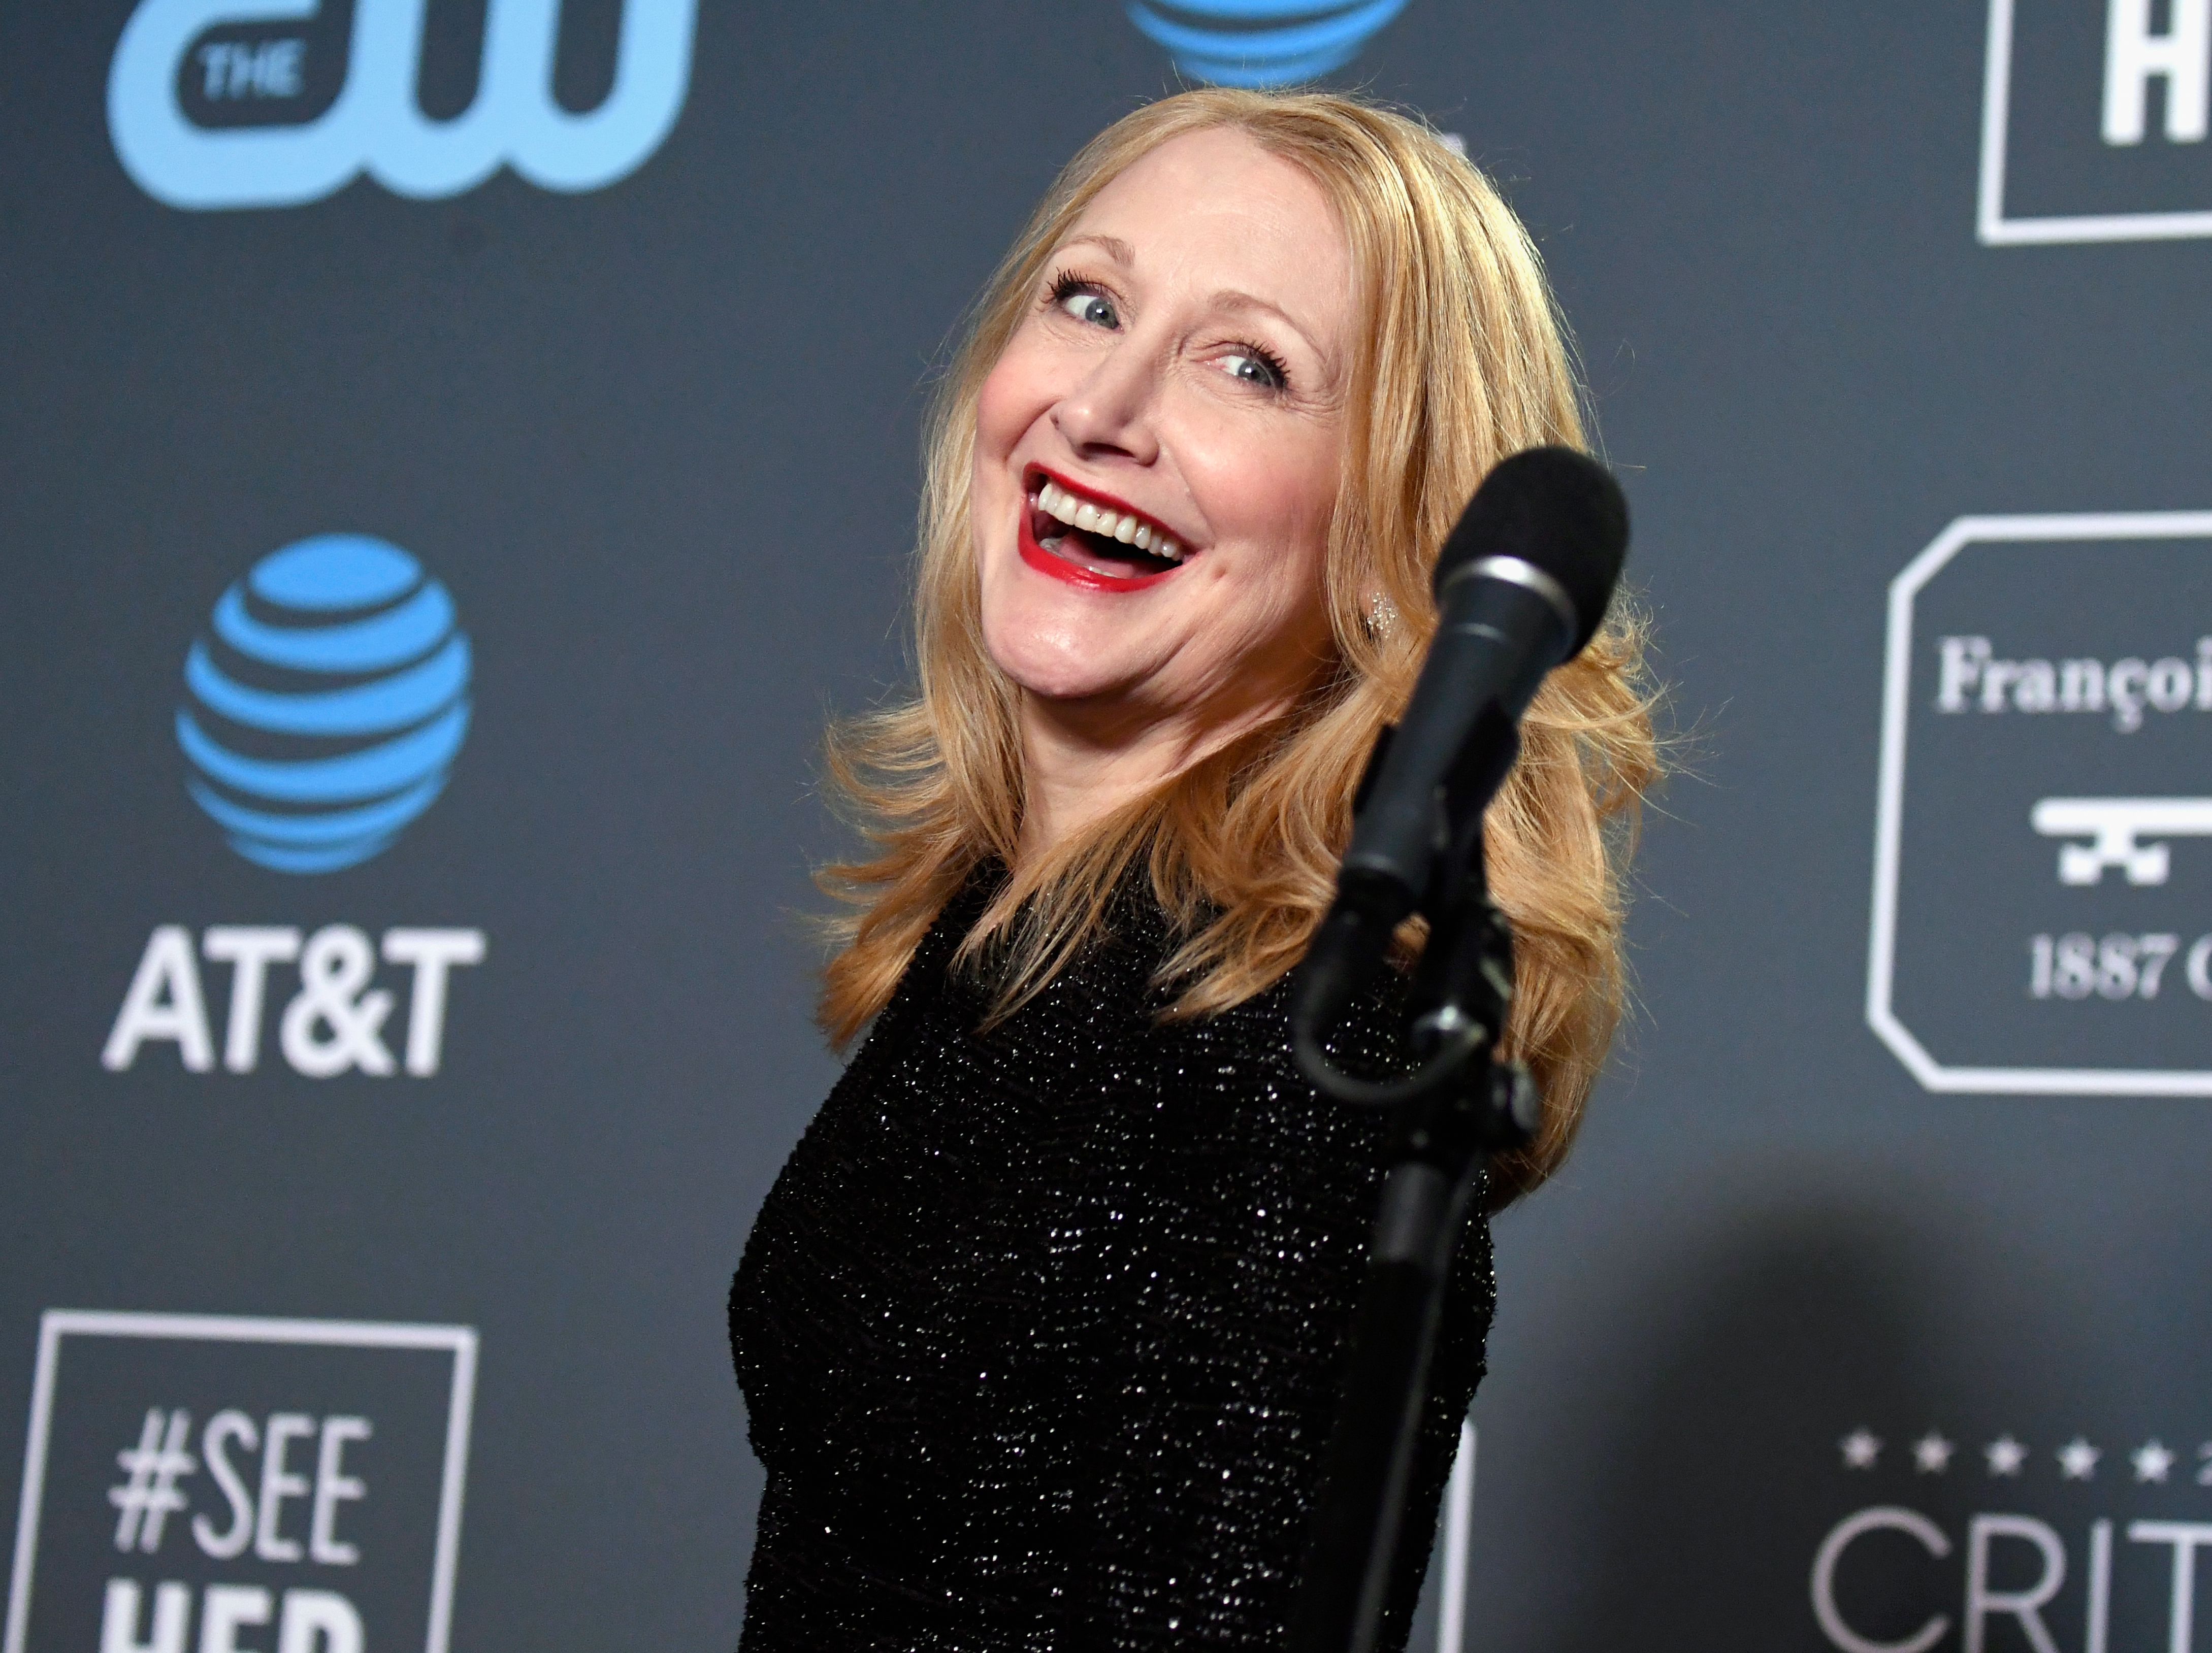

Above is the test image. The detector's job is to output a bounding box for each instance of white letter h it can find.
[2105,0,2211,144]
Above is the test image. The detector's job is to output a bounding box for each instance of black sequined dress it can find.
[729,873,1494,1651]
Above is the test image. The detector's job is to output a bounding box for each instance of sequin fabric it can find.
[729,872,1495,1651]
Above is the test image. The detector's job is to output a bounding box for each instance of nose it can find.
[1050,337,1161,468]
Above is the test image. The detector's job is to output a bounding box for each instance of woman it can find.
[730,87,1654,1651]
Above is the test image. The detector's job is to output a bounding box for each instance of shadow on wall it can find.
[1528,1195,2062,1653]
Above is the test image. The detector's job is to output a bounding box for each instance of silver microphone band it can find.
[1437,554,1578,637]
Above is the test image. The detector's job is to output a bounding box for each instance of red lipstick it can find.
[1018,515,1177,591]
[1016,469,1183,592]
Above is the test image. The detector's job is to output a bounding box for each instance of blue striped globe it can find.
[177,534,471,874]
[1125,0,1408,86]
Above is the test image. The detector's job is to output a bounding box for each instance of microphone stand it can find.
[1288,717,1540,1653]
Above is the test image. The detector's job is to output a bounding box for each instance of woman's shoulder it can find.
[862,861,1008,1024]
[862,866,1413,1117]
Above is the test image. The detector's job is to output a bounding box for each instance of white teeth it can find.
[1034,479,1184,562]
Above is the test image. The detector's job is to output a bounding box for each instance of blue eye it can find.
[1058,288,1118,328]
[1221,350,1287,391]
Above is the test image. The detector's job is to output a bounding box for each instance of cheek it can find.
[1238,521,1336,672]
[1213,463,1337,623]
[1184,416,1337,547]
[973,365,1037,562]
[975,336,1050,464]
[1177,531,1332,684]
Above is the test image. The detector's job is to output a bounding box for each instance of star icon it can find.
[2133,1441,2176,1483]
[1986,1435,2028,1477]
[1840,1429,1882,1470]
[1912,1432,1956,1474]
[2058,1437,2101,1481]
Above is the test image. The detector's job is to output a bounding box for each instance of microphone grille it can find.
[1432,447,1629,656]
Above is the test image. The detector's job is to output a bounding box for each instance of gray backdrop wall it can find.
[5,2,2209,1649]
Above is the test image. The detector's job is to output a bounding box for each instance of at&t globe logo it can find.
[178,534,470,874]
[1125,0,1408,86]
[102,535,484,1080]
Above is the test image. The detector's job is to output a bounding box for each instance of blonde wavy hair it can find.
[816,87,1656,1202]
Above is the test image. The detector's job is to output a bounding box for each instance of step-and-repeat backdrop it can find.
[3,3,2205,1649]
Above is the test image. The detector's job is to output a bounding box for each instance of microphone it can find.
[1293,446,1629,1057]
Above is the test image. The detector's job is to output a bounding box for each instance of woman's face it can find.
[973,126,1353,740]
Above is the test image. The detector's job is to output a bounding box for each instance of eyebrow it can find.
[1053,235,1335,370]
[1205,289,1334,373]
[1060,233,1135,264]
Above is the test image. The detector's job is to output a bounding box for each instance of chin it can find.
[981,609,1140,705]
[987,633,1117,703]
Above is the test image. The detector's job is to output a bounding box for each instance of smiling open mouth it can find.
[1023,471,1187,584]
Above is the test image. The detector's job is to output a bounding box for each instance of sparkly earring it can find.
[1365,590,1399,642]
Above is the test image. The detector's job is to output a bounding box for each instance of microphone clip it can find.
[1291,708,1534,1155]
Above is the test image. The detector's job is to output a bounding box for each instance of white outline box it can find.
[1866,510,2212,1095]
[4,1310,477,1653]
[1977,0,2212,246]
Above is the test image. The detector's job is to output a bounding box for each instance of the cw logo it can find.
[108,0,697,211]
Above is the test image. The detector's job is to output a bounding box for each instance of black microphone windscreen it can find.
[1431,446,1629,656]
